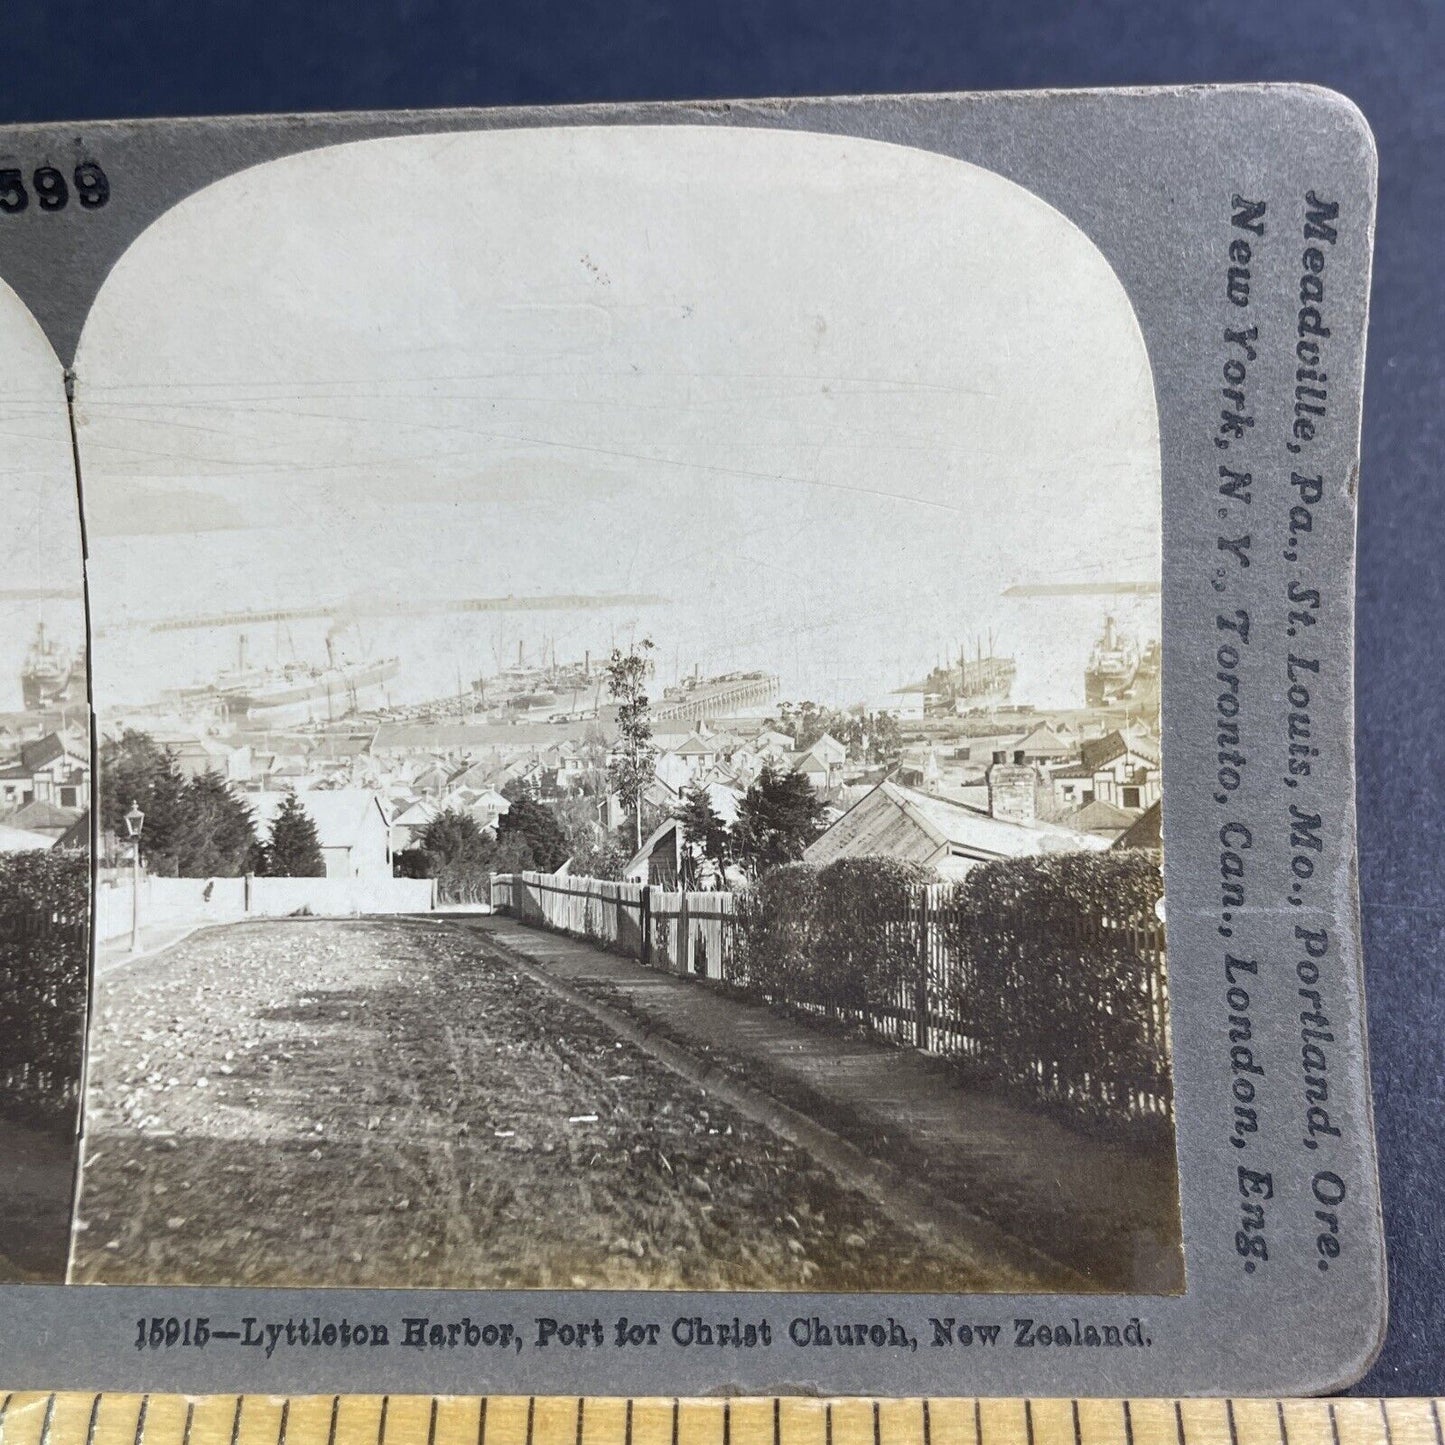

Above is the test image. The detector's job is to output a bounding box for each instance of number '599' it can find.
[0,162,110,213]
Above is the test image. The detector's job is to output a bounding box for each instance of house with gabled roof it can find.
[1114,800,1163,850]
[1012,722,1074,763]
[791,735,847,794]
[804,779,1110,880]
[1060,797,1137,842]
[0,731,89,810]
[671,731,724,773]
[1049,731,1161,815]
[251,788,393,881]
[172,735,253,784]
[4,798,82,840]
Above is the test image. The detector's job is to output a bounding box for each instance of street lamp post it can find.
[124,799,145,955]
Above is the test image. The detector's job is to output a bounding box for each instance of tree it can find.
[100,731,260,876]
[547,795,627,881]
[498,795,570,873]
[606,638,656,851]
[733,763,827,876]
[415,808,494,872]
[864,709,903,764]
[99,730,189,865]
[673,779,728,886]
[400,806,536,903]
[263,791,325,877]
[166,771,260,877]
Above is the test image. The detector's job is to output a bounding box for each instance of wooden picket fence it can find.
[489,871,737,978]
[489,864,1170,1130]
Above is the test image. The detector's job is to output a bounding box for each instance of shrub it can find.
[0,850,89,1127]
[728,862,821,999]
[939,848,1167,1118]
[815,857,937,1021]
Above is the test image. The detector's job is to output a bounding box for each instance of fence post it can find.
[915,888,932,1052]
[640,885,652,968]
[680,889,693,976]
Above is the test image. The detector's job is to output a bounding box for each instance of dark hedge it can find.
[0,850,89,1128]
[937,849,1169,1127]
[726,849,1169,1132]
[727,862,821,1001]
[815,856,938,1021]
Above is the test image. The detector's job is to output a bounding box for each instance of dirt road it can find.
[73,917,1035,1290]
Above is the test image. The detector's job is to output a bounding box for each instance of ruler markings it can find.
[0,1401,1436,1445]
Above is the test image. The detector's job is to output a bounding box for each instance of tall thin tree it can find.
[606,638,656,852]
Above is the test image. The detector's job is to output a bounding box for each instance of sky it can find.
[66,124,1161,713]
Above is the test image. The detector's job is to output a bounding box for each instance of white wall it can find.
[95,872,435,941]
[248,876,434,916]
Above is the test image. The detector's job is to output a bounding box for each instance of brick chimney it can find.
[987,762,1038,824]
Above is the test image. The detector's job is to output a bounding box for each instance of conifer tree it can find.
[673,779,728,885]
[265,791,326,877]
[733,763,826,875]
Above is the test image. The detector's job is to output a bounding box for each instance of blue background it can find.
[3,0,1441,1396]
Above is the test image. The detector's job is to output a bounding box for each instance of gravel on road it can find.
[73,918,1035,1291]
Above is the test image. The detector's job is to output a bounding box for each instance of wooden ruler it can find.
[0,1396,1436,1445]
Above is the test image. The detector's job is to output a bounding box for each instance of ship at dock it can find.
[1084,613,1141,707]
[21,622,87,710]
[473,642,601,719]
[898,637,1017,717]
[168,636,400,724]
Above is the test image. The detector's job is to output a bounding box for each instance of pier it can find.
[653,673,779,723]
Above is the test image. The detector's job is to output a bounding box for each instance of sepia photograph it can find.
[22,124,1181,1293]
[0,278,91,1283]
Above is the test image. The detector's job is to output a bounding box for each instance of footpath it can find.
[455,914,1185,1294]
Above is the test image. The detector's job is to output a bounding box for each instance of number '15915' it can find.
[0,162,110,213]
